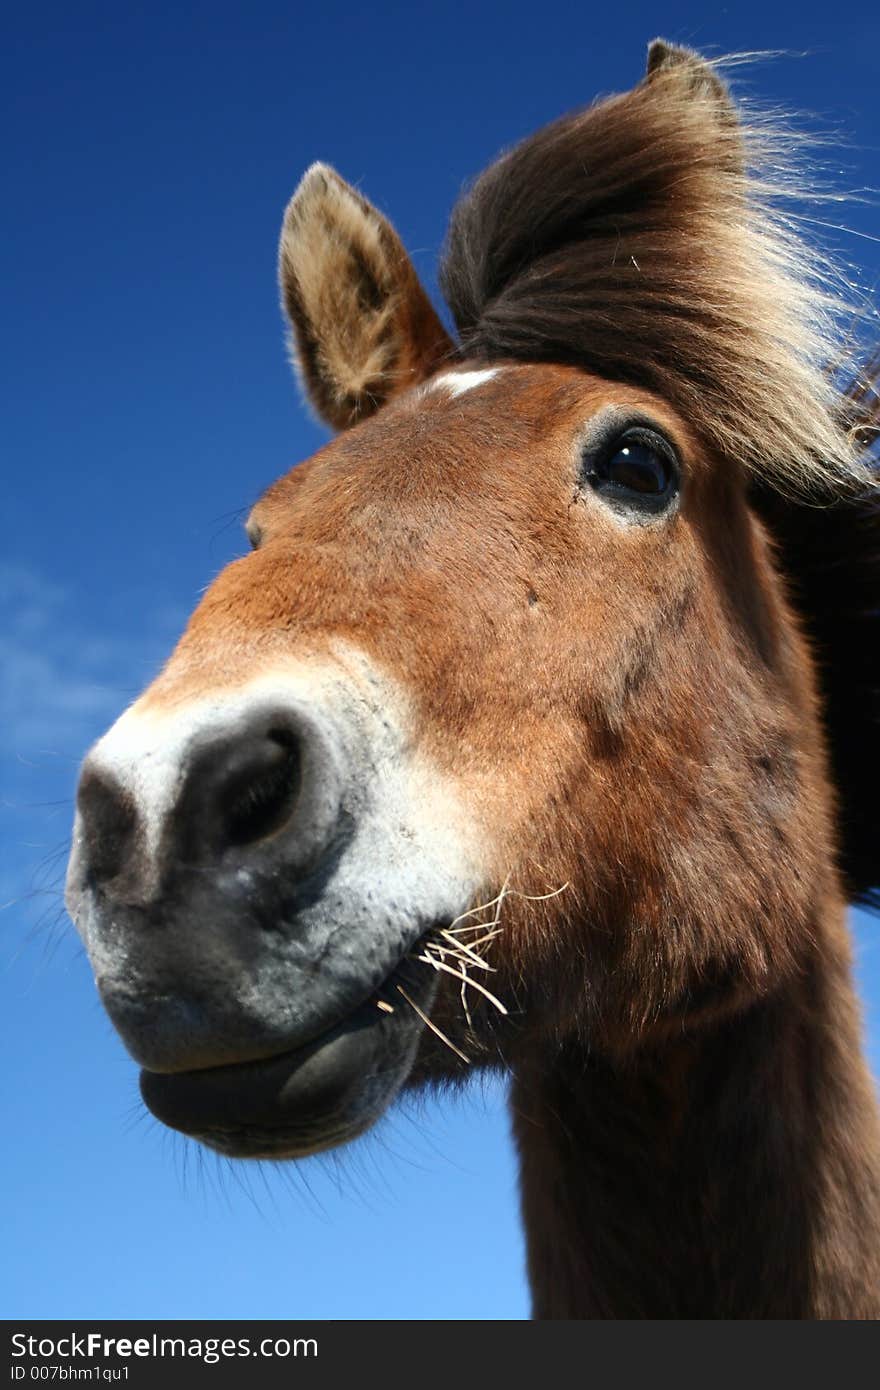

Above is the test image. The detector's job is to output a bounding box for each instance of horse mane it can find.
[439,47,869,496]
[752,363,880,909]
[439,44,880,906]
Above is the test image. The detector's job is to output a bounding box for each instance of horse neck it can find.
[511,897,880,1319]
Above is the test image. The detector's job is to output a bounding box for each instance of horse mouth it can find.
[138,956,436,1159]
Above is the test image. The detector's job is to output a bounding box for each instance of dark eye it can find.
[246,518,263,550]
[584,427,679,516]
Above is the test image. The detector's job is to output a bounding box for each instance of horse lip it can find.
[142,978,382,1082]
[138,963,437,1157]
[139,1000,372,1132]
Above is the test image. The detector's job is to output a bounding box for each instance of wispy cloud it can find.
[0,563,180,756]
[0,564,183,931]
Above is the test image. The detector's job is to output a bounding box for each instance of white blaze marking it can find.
[429,368,500,398]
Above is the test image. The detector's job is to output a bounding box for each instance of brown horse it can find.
[65,41,880,1318]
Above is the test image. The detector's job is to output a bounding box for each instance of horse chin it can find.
[138,971,437,1159]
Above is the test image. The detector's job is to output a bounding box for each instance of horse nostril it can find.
[76,769,139,886]
[74,707,337,895]
[219,729,302,851]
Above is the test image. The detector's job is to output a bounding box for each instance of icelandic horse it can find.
[66,41,880,1317]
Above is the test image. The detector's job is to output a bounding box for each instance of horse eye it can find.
[603,443,669,493]
[584,427,679,516]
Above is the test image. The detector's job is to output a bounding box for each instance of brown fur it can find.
[122,42,880,1316]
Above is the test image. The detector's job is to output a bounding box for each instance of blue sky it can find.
[3,0,878,1320]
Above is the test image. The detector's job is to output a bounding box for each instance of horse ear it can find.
[279,164,454,430]
[644,39,742,168]
[646,39,738,115]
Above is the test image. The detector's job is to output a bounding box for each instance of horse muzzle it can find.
[64,652,479,1154]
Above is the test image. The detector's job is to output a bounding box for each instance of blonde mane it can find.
[440,43,872,497]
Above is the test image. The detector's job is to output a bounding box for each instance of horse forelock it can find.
[440,55,873,500]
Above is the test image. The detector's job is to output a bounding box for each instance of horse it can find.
[65,40,880,1318]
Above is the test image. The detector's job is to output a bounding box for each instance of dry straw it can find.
[388,880,569,1063]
